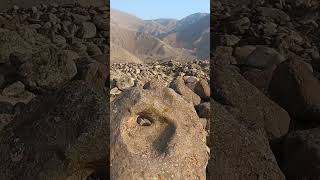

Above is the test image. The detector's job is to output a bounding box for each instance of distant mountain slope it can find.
[110,44,143,64]
[110,9,209,63]
[111,9,145,31]
[111,23,195,63]
[172,14,210,58]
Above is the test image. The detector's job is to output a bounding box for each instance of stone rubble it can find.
[0,3,109,180]
[210,0,320,179]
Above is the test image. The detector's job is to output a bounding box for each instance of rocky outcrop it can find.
[110,84,208,179]
[208,100,285,180]
[269,59,320,128]
[211,0,320,179]
[0,3,109,180]
[212,65,290,142]
[0,81,108,180]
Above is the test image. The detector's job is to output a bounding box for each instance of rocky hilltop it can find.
[110,7,211,178]
[110,60,211,179]
[0,3,109,180]
[210,0,320,179]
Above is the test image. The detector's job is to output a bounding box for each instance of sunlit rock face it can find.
[110,84,208,180]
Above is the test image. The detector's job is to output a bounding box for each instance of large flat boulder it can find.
[110,84,208,179]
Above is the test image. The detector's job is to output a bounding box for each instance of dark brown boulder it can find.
[269,59,320,127]
[212,65,290,142]
[208,100,285,180]
[19,46,77,91]
[243,68,275,95]
[194,79,210,100]
[0,81,108,180]
[279,128,320,180]
[170,76,201,105]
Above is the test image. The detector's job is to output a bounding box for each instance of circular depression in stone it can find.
[121,111,176,157]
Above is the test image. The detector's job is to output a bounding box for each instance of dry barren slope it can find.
[110,44,143,64]
[111,24,195,63]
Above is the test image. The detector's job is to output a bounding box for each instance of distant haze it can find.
[111,0,210,20]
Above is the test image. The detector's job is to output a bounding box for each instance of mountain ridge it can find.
[111,9,209,63]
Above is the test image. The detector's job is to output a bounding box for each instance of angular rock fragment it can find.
[194,79,210,100]
[78,22,97,39]
[2,81,25,97]
[170,76,201,105]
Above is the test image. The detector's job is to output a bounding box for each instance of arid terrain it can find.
[210,0,320,179]
[0,2,109,179]
[109,7,211,179]
[110,9,209,63]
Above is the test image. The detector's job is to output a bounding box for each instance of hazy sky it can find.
[111,0,210,20]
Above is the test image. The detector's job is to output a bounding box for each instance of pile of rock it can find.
[0,3,109,125]
[110,60,210,127]
[0,4,109,180]
[210,0,320,179]
[110,60,209,95]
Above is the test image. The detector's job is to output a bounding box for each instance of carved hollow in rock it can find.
[121,110,176,157]
[136,115,152,126]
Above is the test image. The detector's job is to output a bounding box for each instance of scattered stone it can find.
[143,78,167,90]
[0,91,35,105]
[221,34,240,46]
[2,81,25,96]
[78,22,97,39]
[19,47,78,91]
[170,77,201,105]
[115,75,134,90]
[0,29,32,63]
[195,102,210,119]
[194,79,210,100]
[110,87,121,95]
